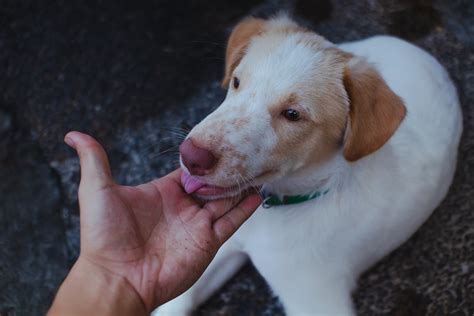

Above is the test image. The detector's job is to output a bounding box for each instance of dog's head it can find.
[180,15,406,199]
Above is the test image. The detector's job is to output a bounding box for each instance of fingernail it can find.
[64,136,75,148]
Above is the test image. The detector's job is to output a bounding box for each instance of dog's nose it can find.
[179,138,217,176]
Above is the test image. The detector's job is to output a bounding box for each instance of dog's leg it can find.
[154,239,248,316]
[280,274,355,316]
[252,254,356,316]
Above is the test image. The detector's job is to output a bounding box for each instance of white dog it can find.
[156,15,462,315]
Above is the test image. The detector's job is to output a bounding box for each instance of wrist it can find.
[48,257,147,316]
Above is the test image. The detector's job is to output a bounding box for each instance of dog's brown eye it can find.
[281,109,300,121]
[233,77,240,89]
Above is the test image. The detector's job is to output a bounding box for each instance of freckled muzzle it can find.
[178,106,267,199]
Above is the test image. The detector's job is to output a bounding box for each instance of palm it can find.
[68,132,260,311]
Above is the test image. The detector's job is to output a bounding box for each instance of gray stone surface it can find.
[0,125,68,316]
[0,0,472,315]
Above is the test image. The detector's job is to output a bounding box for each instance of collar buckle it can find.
[262,196,273,209]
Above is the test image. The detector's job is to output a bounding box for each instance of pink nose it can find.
[179,138,217,176]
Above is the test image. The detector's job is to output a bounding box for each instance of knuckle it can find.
[222,215,237,231]
[234,205,247,219]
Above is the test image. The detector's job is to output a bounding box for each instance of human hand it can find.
[48,132,261,315]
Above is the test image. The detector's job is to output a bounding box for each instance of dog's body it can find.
[157,16,462,315]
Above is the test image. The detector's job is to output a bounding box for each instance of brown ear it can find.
[343,60,406,161]
[221,17,266,88]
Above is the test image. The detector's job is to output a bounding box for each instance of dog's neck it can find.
[262,153,349,198]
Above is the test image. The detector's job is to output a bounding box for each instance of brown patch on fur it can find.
[324,47,353,61]
[269,105,344,168]
[267,49,349,168]
[221,16,317,89]
[222,18,266,88]
[269,93,299,115]
[343,59,407,161]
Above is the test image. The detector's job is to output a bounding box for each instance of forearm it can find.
[48,258,147,316]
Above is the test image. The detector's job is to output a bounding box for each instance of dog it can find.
[156,14,462,315]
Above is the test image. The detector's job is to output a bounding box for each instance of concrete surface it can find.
[0,0,472,315]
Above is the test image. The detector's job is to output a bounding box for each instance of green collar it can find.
[262,189,330,208]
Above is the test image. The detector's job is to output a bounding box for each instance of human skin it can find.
[48,131,262,315]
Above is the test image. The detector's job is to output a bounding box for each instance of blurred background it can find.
[0,0,472,315]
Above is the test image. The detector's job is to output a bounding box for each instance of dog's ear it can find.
[222,17,266,88]
[342,59,406,161]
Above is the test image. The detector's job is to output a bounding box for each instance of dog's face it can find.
[180,16,406,199]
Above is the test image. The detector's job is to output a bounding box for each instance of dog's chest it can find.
[238,202,329,254]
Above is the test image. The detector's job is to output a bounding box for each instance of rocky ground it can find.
[0,0,473,315]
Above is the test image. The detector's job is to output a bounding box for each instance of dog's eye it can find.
[281,109,300,121]
[233,77,240,89]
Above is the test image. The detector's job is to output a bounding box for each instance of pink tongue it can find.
[181,171,207,194]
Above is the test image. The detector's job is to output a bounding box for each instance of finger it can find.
[64,131,114,190]
[202,196,243,221]
[164,168,182,183]
[149,169,189,204]
[148,168,203,212]
[150,169,182,189]
[213,194,262,244]
[203,186,264,220]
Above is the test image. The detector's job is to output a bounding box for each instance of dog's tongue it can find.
[181,171,207,194]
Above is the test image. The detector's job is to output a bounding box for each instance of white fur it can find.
[156,34,462,315]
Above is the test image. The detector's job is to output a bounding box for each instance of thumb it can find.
[65,131,114,191]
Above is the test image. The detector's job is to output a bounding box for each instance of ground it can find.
[0,0,473,315]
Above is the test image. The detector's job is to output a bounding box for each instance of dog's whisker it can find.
[155,125,191,132]
[223,181,237,213]
[163,128,188,135]
[191,40,226,48]
[235,175,242,199]
[248,175,264,194]
[236,175,249,204]
[149,145,180,158]
[154,127,191,141]
[163,131,188,139]
[237,172,251,195]
[238,172,264,201]
[244,177,264,200]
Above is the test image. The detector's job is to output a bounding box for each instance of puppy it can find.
[156,15,462,315]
